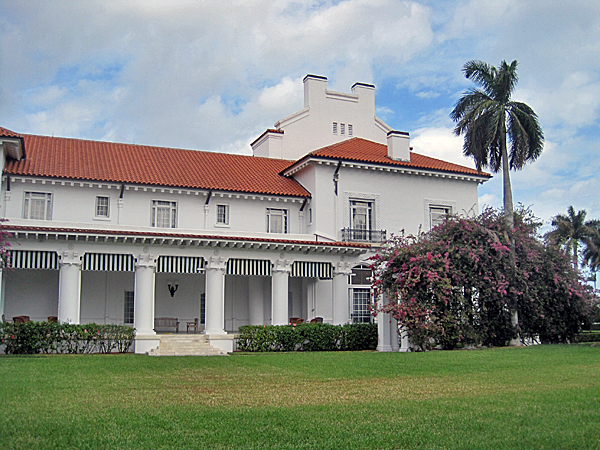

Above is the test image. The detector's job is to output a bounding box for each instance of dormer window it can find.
[333,122,338,134]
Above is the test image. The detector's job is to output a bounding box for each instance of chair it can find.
[289,317,304,325]
[47,316,58,323]
[310,317,323,323]
[12,315,31,324]
[186,318,199,333]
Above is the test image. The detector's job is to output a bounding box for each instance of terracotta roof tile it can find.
[4,133,310,197]
[0,127,22,138]
[293,137,490,177]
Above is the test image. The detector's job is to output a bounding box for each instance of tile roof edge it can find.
[4,225,371,249]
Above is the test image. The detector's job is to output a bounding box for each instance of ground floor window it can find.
[124,291,134,324]
[351,288,372,323]
[200,293,206,324]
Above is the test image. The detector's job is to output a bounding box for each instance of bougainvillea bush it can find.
[371,208,597,350]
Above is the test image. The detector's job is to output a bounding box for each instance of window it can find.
[124,291,134,324]
[352,288,372,323]
[308,208,313,225]
[152,200,177,228]
[216,204,229,225]
[350,199,373,240]
[341,123,345,135]
[95,196,110,218]
[430,205,452,229]
[348,124,353,136]
[200,293,206,324]
[350,265,373,323]
[266,208,288,233]
[23,192,52,220]
[333,122,338,134]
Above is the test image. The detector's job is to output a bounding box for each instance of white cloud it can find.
[410,126,476,168]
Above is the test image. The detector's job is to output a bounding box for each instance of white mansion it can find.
[0,75,489,353]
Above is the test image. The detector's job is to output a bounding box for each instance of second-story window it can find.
[95,196,110,218]
[333,122,338,134]
[216,204,229,225]
[266,208,288,233]
[430,205,452,229]
[348,124,353,136]
[152,200,177,228]
[23,192,52,220]
[341,123,345,135]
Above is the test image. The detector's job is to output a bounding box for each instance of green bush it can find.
[237,323,377,352]
[571,332,600,343]
[0,321,135,355]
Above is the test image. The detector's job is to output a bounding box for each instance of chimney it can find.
[251,129,284,159]
[387,131,410,162]
[303,74,327,108]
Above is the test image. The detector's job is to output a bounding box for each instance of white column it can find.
[134,253,156,335]
[332,261,352,325]
[248,277,265,325]
[58,251,82,324]
[272,258,291,325]
[390,316,400,352]
[399,326,411,352]
[0,268,4,320]
[376,294,392,352]
[205,255,226,335]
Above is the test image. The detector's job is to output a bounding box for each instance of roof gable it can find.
[3,133,310,197]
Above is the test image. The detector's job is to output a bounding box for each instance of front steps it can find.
[148,334,228,356]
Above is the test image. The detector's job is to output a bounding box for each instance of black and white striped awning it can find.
[8,250,59,270]
[83,253,135,272]
[291,261,333,279]
[226,258,272,276]
[156,256,205,274]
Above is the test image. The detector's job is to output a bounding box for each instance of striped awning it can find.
[83,253,135,272]
[8,250,59,270]
[226,258,271,276]
[157,256,205,274]
[291,261,333,279]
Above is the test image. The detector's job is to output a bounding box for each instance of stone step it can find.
[148,335,227,356]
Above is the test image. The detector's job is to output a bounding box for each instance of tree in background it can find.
[371,208,596,350]
[546,206,597,268]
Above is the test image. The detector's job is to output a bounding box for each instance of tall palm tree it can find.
[546,206,595,268]
[451,60,544,344]
[450,60,544,229]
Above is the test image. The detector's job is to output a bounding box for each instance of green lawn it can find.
[1,345,599,449]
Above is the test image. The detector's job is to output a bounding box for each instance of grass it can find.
[1,345,600,449]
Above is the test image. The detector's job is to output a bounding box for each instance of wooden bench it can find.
[154,317,180,333]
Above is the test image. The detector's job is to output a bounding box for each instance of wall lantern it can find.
[167,283,179,297]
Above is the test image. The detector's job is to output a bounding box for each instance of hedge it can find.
[236,322,378,352]
[0,321,135,355]
[571,332,600,343]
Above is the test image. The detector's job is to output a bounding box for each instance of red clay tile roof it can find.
[288,137,490,177]
[3,133,310,197]
[5,224,371,250]
[0,127,22,138]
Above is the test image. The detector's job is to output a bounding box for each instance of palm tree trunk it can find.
[500,132,514,229]
[501,123,520,345]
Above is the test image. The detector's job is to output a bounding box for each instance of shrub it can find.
[371,207,598,350]
[236,323,377,352]
[0,321,135,355]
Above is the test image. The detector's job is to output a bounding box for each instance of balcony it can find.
[341,228,387,244]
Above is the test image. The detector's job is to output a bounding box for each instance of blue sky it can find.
[1,0,599,229]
